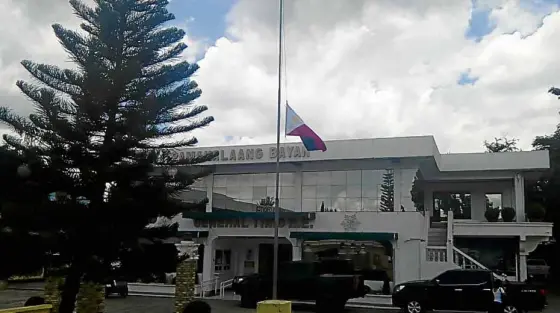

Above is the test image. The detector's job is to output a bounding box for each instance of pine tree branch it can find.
[20,61,83,97]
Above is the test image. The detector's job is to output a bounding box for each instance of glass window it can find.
[214,175,227,187]
[434,192,472,220]
[253,173,268,186]
[226,175,238,187]
[347,170,361,185]
[302,169,392,212]
[435,270,462,284]
[303,172,318,186]
[302,198,316,212]
[316,172,331,186]
[238,174,253,186]
[331,197,346,210]
[214,173,295,212]
[362,198,378,211]
[280,186,295,199]
[485,193,502,210]
[331,171,347,185]
[330,185,346,198]
[214,249,231,271]
[280,198,295,210]
[303,186,317,199]
[252,186,267,200]
[347,185,361,198]
[238,187,253,200]
[347,198,361,211]
[280,173,295,186]
[317,185,331,198]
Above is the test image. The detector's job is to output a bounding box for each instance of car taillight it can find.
[539,289,547,296]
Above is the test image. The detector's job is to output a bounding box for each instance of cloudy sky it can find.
[2,0,560,153]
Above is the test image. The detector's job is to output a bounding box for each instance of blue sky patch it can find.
[168,0,236,45]
[465,0,496,42]
[457,70,479,86]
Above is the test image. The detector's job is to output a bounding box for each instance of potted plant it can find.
[485,207,500,222]
[526,203,546,222]
[501,207,516,222]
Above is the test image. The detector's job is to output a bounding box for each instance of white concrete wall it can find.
[181,211,427,285]
[423,180,514,221]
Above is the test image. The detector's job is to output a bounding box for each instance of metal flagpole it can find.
[272,0,284,300]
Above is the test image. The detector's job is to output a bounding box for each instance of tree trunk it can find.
[58,262,83,313]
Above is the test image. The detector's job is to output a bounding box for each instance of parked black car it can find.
[392,269,547,313]
[232,260,368,311]
[104,279,128,298]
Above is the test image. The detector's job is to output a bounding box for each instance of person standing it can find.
[490,280,506,313]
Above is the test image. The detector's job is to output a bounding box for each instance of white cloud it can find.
[1,0,560,153]
[188,0,560,152]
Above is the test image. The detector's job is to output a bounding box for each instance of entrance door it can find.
[258,243,293,276]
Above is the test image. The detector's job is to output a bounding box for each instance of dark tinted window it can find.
[435,270,462,284]
[460,271,490,285]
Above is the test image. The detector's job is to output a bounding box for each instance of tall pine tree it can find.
[379,169,394,212]
[0,1,215,312]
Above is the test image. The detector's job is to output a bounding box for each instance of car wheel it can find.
[405,300,423,313]
[119,290,128,298]
[503,305,519,313]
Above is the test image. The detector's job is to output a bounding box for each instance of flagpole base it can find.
[257,300,292,313]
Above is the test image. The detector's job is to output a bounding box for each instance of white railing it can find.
[426,246,448,262]
[219,279,234,298]
[196,277,219,298]
[452,246,487,270]
[452,247,505,280]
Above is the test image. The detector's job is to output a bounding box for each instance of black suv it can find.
[392,269,547,313]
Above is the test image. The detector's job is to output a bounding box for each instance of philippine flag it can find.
[285,103,327,152]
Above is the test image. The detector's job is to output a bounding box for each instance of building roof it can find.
[177,135,549,173]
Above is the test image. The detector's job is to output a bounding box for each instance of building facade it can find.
[174,136,553,291]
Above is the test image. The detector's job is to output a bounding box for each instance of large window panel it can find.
[280,186,295,199]
[213,173,296,212]
[331,171,347,185]
[317,185,331,198]
[330,185,346,198]
[214,175,227,188]
[280,173,295,186]
[302,198,316,212]
[302,170,391,212]
[303,172,318,186]
[347,185,362,198]
[252,186,267,201]
[332,198,346,211]
[347,170,361,185]
[316,172,331,186]
[303,186,317,199]
[238,187,253,200]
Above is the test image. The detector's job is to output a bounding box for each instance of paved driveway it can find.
[0,290,394,313]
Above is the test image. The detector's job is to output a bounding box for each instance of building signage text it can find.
[193,217,313,229]
[175,145,311,162]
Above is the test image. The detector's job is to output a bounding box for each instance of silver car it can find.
[527,259,550,279]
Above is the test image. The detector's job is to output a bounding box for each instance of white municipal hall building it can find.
[174,136,552,291]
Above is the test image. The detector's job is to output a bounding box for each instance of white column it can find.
[446,210,454,260]
[292,239,302,261]
[205,174,214,212]
[519,253,528,282]
[424,189,433,217]
[514,173,525,222]
[202,238,214,285]
[471,191,485,221]
[294,167,303,212]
